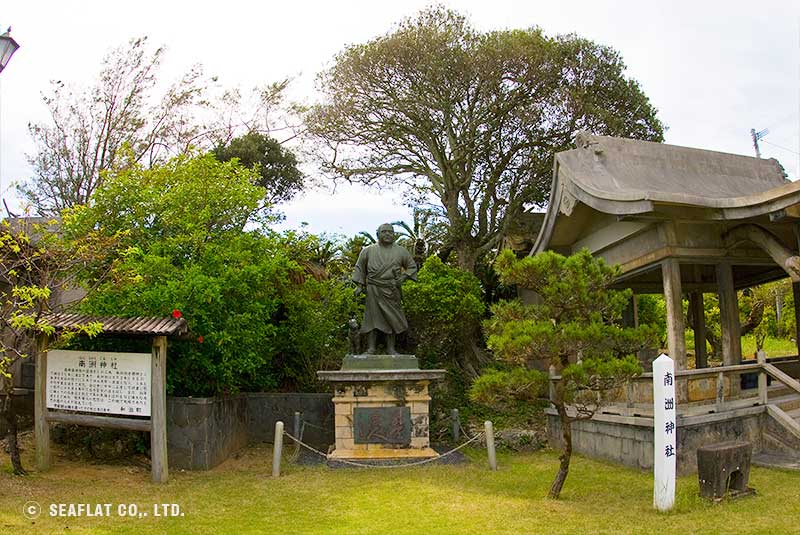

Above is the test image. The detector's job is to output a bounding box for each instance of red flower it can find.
[197,335,204,344]
[172,309,182,319]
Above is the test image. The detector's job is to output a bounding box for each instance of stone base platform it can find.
[317,363,446,461]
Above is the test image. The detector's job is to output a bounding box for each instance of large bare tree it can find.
[22,37,291,215]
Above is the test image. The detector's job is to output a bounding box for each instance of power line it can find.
[761,139,800,156]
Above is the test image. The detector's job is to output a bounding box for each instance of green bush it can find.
[65,153,358,395]
[403,256,485,369]
[468,367,548,427]
[403,256,487,437]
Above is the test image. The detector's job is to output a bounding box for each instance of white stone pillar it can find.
[653,353,677,512]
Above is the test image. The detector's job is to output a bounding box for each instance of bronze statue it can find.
[352,223,418,354]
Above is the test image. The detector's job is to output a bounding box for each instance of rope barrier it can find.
[282,430,485,469]
[299,420,329,432]
[457,420,480,442]
[288,421,306,462]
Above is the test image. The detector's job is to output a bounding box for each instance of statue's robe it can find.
[352,243,418,334]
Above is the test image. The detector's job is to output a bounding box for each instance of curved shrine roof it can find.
[533,132,800,253]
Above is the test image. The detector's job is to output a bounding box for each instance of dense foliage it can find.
[404,256,485,375]
[469,367,548,419]
[64,154,357,395]
[308,7,664,272]
[212,131,304,205]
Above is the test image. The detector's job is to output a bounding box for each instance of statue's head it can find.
[377,223,395,245]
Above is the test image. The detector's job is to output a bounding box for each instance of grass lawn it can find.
[684,334,796,364]
[2,436,800,535]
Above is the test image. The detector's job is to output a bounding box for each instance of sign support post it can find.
[34,334,51,470]
[150,335,168,483]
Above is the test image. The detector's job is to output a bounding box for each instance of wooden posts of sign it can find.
[34,334,51,471]
[150,336,168,483]
[653,354,676,512]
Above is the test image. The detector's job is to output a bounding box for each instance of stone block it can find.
[411,401,429,415]
[336,437,354,451]
[410,436,429,448]
[341,354,419,370]
[335,414,351,428]
[334,403,352,416]
[411,415,429,438]
[697,441,753,499]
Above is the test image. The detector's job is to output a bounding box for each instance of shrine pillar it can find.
[662,259,686,370]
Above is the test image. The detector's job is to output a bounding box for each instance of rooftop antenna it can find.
[750,128,769,158]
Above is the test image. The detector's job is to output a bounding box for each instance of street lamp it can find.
[0,27,18,211]
[0,28,19,74]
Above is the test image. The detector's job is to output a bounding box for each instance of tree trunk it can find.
[454,243,478,274]
[740,300,765,337]
[548,402,572,499]
[453,324,492,379]
[1,392,27,475]
[705,331,719,358]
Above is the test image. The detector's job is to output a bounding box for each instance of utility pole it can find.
[751,128,769,158]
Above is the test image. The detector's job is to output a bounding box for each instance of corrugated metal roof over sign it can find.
[41,313,189,337]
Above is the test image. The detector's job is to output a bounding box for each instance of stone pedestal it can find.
[317,355,445,460]
[697,440,753,499]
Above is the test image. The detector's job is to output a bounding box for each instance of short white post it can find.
[485,420,497,471]
[451,409,460,442]
[653,354,676,511]
[272,421,284,478]
[757,350,768,405]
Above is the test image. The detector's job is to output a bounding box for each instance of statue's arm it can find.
[352,247,368,292]
[401,249,418,282]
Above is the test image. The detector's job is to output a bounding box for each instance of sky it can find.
[1,0,799,237]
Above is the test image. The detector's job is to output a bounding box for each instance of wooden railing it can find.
[548,353,800,419]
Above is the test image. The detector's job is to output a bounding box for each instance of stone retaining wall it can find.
[247,393,334,449]
[547,408,765,475]
[167,395,249,470]
[166,392,334,470]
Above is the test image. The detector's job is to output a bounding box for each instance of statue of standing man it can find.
[352,223,418,355]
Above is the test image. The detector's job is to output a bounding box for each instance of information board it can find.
[46,350,151,416]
